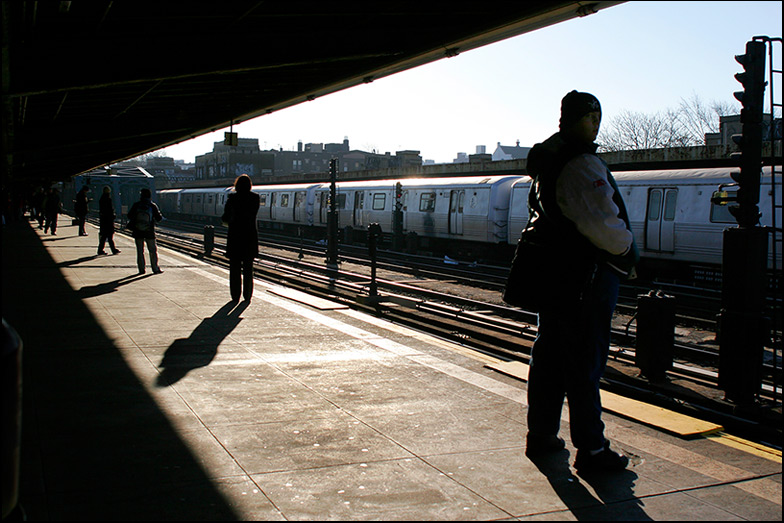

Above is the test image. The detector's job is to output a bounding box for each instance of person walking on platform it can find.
[97,186,121,255]
[521,91,639,474]
[127,188,163,274]
[31,187,45,229]
[74,185,91,236]
[43,187,62,235]
[221,174,260,301]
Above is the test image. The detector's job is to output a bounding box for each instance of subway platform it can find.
[2,217,781,521]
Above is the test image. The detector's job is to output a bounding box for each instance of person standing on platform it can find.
[74,185,91,236]
[43,187,62,235]
[127,188,163,274]
[221,174,260,301]
[522,91,639,474]
[97,186,121,255]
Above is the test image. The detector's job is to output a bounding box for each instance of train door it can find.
[294,191,306,222]
[353,191,365,227]
[319,191,328,224]
[448,189,464,235]
[645,188,677,252]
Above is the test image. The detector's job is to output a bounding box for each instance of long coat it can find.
[221,191,260,259]
[98,193,116,235]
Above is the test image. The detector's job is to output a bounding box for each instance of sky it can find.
[160,1,782,165]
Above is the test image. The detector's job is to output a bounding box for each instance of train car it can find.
[255,183,324,230]
[507,176,533,244]
[313,179,397,241]
[157,188,185,217]
[398,175,519,254]
[177,187,232,223]
[506,166,781,279]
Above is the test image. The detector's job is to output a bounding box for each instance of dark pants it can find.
[526,265,619,452]
[134,236,160,273]
[44,213,58,234]
[98,232,118,253]
[77,214,87,235]
[230,257,254,300]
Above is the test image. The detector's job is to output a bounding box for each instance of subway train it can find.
[158,166,781,280]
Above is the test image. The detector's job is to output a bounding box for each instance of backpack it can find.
[134,202,153,231]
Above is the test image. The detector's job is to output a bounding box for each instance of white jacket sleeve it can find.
[555,154,633,255]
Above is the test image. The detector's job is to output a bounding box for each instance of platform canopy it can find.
[1,1,624,184]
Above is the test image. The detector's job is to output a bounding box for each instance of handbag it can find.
[503,228,597,311]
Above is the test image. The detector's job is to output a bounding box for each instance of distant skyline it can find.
[160,1,782,165]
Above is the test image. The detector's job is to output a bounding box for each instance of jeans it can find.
[134,236,160,272]
[526,264,619,451]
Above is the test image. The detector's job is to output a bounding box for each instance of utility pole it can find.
[326,158,339,268]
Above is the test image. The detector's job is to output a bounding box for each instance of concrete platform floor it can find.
[2,217,781,521]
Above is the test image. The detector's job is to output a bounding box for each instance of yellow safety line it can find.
[706,432,782,463]
[485,360,725,439]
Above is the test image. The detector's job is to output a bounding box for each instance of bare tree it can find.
[598,109,692,152]
[677,92,738,145]
[598,94,739,151]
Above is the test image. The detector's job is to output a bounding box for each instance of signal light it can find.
[395,182,403,199]
[730,40,766,227]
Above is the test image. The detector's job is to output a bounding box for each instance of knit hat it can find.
[559,91,601,131]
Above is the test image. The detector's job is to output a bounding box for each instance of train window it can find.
[663,189,677,221]
[647,190,662,221]
[196,195,202,204]
[260,194,267,206]
[710,189,738,223]
[419,192,436,212]
[372,193,386,210]
[336,194,346,209]
[294,192,305,207]
[207,195,213,204]
[280,194,289,207]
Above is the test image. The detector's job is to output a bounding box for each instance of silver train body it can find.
[158,167,782,271]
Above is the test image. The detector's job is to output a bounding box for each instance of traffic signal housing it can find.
[730,40,767,227]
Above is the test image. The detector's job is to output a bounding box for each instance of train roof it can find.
[612,166,776,183]
[329,175,521,189]
[251,182,325,191]
[159,186,232,193]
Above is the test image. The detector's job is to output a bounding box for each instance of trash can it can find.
[204,225,214,256]
[635,290,675,381]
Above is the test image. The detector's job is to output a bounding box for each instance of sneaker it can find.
[97,250,107,255]
[525,433,566,457]
[574,441,628,473]
[112,249,121,254]
[152,269,163,274]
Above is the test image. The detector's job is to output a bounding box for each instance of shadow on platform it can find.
[1,221,240,520]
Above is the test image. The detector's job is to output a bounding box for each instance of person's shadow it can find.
[156,300,249,387]
[76,273,150,298]
[528,450,651,520]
